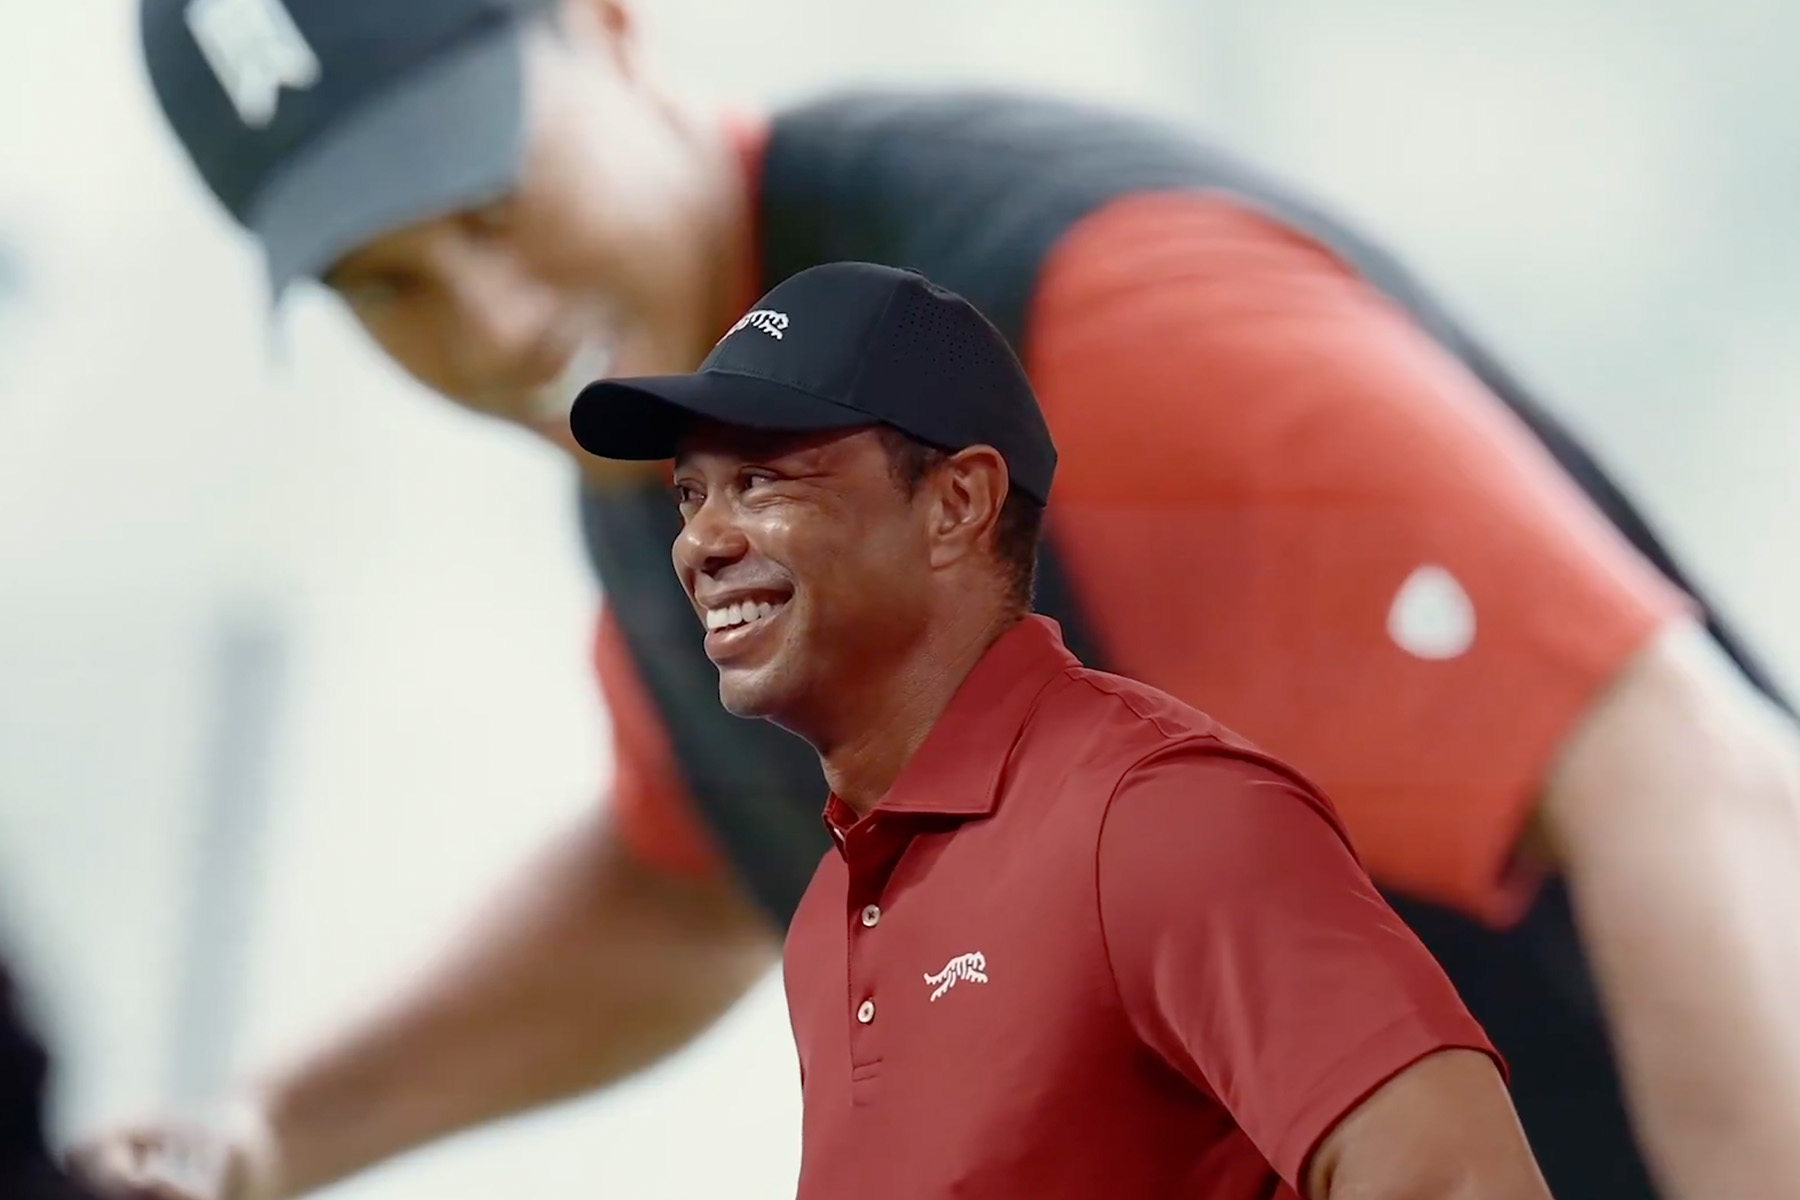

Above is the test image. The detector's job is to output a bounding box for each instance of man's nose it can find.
[674,494,751,581]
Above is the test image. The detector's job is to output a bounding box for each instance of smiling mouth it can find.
[703,597,789,633]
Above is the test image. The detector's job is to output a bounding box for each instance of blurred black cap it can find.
[140,0,556,292]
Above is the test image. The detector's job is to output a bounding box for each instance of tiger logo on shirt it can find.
[924,951,989,1001]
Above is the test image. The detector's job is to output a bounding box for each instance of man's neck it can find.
[678,104,764,366]
[574,110,761,493]
[713,109,767,328]
[816,609,1023,816]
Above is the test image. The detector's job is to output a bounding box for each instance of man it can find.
[76,0,1800,1196]
[571,259,1555,1199]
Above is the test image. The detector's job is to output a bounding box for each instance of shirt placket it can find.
[840,814,912,1103]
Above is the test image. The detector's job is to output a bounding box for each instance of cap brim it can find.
[246,22,529,295]
[570,370,875,460]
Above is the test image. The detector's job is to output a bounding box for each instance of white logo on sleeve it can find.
[924,951,988,1001]
[185,0,322,128]
[1387,564,1476,660]
[723,308,789,341]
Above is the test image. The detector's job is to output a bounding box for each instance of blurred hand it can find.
[65,1104,285,1200]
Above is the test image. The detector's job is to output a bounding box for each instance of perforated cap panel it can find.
[855,274,1057,503]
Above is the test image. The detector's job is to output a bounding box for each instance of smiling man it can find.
[76,0,1800,1196]
[569,260,1554,1200]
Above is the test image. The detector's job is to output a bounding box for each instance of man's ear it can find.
[926,446,1009,571]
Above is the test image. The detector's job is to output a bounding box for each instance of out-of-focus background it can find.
[0,2,1794,1198]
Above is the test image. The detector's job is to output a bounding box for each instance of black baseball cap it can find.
[140,0,556,293]
[569,263,1058,505]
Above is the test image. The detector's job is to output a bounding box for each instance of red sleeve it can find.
[1029,192,1693,924]
[592,607,727,877]
[1098,748,1500,1188]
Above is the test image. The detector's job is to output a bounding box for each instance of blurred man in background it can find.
[73,0,1800,1198]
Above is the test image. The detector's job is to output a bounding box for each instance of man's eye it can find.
[741,470,778,490]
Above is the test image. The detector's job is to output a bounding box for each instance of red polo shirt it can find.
[784,616,1499,1199]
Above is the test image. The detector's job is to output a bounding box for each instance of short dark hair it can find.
[875,426,1044,613]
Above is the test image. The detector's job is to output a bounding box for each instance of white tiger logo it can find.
[924,951,989,1002]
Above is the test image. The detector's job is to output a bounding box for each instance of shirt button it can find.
[856,998,876,1024]
[860,904,881,928]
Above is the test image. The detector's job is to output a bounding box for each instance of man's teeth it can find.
[705,599,785,632]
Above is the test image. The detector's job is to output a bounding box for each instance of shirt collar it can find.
[823,616,1077,837]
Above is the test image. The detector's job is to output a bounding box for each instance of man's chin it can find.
[717,676,776,721]
[718,665,815,733]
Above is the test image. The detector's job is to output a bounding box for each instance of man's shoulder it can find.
[1037,664,1355,846]
[1027,661,1301,789]
[759,87,1257,226]
[755,88,1298,350]
[1000,665,1350,876]
[1059,659,1245,736]
[766,87,1197,151]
